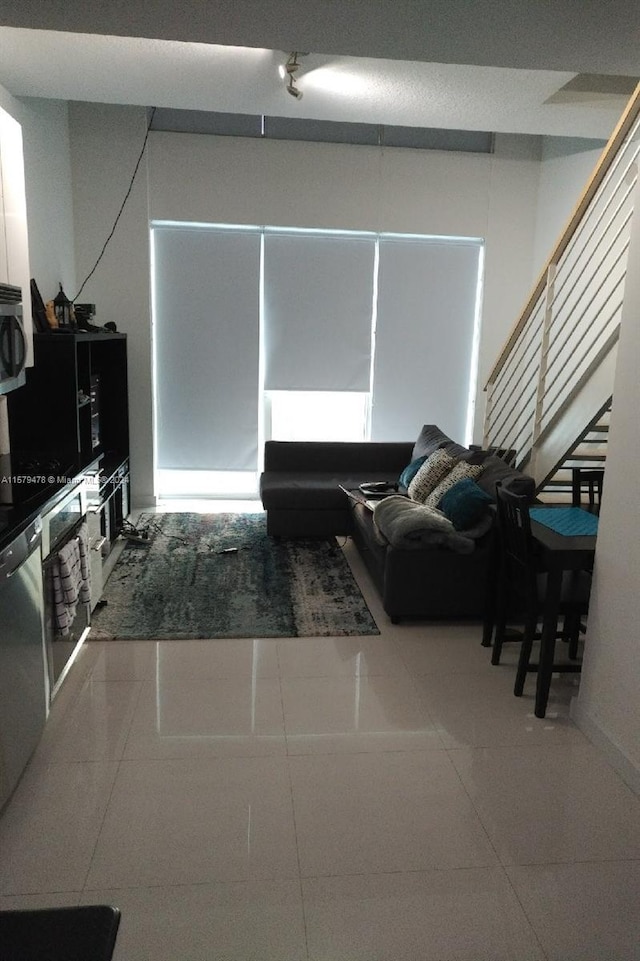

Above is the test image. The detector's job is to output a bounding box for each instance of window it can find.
[152,224,261,498]
[151,223,483,498]
[263,231,376,392]
[267,391,369,442]
[371,237,483,442]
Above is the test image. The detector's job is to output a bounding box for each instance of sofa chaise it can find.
[260,440,414,538]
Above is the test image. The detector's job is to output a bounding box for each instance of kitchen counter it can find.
[0,458,100,551]
[0,494,49,549]
[0,483,72,550]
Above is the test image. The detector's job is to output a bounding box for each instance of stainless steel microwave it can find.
[0,304,27,395]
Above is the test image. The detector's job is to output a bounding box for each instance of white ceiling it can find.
[0,1,638,139]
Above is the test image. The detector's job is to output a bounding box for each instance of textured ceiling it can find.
[1,0,639,139]
[1,0,639,73]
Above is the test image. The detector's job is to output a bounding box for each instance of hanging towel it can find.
[52,522,91,634]
[77,523,91,605]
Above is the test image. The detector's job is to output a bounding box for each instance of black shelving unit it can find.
[8,331,129,469]
[8,331,130,565]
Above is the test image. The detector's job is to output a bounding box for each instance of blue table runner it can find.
[530,506,599,536]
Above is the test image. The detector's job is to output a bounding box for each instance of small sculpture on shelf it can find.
[44,300,58,330]
[74,303,96,329]
[53,283,75,328]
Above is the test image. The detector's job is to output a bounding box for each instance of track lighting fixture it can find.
[280,52,303,100]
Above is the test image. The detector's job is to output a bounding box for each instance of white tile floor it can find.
[2,521,640,960]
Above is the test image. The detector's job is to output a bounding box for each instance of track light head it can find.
[284,52,301,73]
[281,52,305,100]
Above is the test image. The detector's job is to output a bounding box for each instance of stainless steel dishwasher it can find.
[0,515,47,810]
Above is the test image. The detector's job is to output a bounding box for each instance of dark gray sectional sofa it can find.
[259,425,534,622]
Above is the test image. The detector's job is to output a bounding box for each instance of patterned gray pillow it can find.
[408,449,458,503]
[424,461,483,508]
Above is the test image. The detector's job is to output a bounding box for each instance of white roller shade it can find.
[263,231,375,391]
[371,238,482,442]
[153,225,261,471]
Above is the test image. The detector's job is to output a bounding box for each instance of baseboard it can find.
[571,698,640,796]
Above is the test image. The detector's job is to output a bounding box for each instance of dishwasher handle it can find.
[0,542,26,579]
[0,518,42,582]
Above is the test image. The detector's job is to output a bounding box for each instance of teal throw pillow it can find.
[398,455,428,490]
[439,477,493,531]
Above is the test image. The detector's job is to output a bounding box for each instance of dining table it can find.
[529,506,598,718]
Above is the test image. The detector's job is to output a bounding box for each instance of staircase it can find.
[482,83,640,494]
[536,405,610,503]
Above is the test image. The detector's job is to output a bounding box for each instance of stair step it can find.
[572,440,607,450]
[565,454,607,463]
[549,470,603,481]
[501,401,611,488]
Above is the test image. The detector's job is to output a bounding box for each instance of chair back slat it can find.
[495,482,535,567]
[572,467,604,511]
[494,481,539,603]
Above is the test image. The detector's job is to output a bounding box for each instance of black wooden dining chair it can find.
[572,466,604,513]
[493,483,592,707]
[490,482,552,666]
[572,466,603,582]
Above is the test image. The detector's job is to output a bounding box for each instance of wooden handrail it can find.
[486,80,640,388]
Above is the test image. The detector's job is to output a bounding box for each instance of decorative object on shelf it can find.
[44,300,58,329]
[74,303,109,333]
[30,278,49,333]
[53,283,75,328]
[74,303,97,330]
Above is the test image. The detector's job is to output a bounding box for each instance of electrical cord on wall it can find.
[72,106,157,303]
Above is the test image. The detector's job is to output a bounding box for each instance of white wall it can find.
[480,135,606,385]
[148,132,495,234]
[18,98,76,301]
[571,174,640,791]
[68,102,154,503]
[532,135,607,278]
[475,134,542,436]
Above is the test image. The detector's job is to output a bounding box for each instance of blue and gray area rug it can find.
[90,512,379,640]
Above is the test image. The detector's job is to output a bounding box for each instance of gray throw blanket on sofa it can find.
[372,495,476,553]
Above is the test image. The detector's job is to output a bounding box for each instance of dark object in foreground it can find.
[0,904,121,961]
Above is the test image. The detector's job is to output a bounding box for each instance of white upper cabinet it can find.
[0,104,33,364]
[0,135,7,285]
